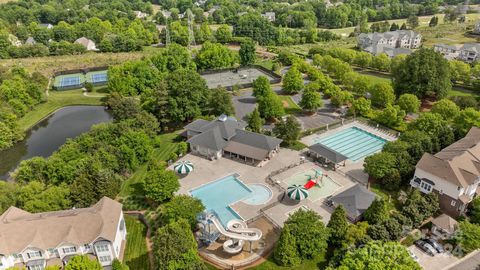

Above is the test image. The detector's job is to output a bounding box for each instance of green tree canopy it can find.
[283,66,304,94]
[350,97,372,117]
[363,198,389,225]
[397,93,420,113]
[431,99,460,120]
[143,166,179,204]
[258,91,284,121]
[392,48,451,99]
[273,224,301,267]
[239,39,256,66]
[64,255,102,270]
[156,195,205,230]
[370,81,395,108]
[457,220,480,254]
[252,76,272,98]
[453,108,480,137]
[327,205,348,247]
[209,87,235,116]
[273,116,301,145]
[364,152,398,180]
[299,86,323,113]
[246,107,264,133]
[195,42,236,70]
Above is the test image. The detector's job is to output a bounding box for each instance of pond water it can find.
[0,106,112,180]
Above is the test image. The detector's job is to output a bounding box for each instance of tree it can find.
[143,166,179,204]
[400,23,407,30]
[363,198,389,225]
[335,241,421,270]
[457,221,480,253]
[397,94,420,113]
[195,42,236,70]
[330,90,353,107]
[106,93,142,121]
[215,24,232,43]
[343,222,370,248]
[431,99,460,120]
[327,205,348,247]
[454,108,480,137]
[284,209,329,259]
[273,116,301,145]
[247,108,264,133]
[64,255,102,270]
[375,104,405,128]
[364,152,398,180]
[371,53,391,72]
[351,75,371,95]
[239,39,256,66]
[258,91,284,121]
[393,48,451,99]
[283,67,304,94]
[153,218,206,270]
[299,86,323,113]
[450,60,471,85]
[469,197,480,224]
[252,76,271,98]
[350,97,372,117]
[209,87,234,116]
[370,82,395,108]
[407,15,419,29]
[233,14,278,45]
[429,16,438,27]
[401,190,439,227]
[390,23,399,31]
[156,195,205,230]
[112,259,129,270]
[273,225,301,267]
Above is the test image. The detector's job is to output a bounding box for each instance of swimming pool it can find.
[243,184,272,205]
[314,127,386,161]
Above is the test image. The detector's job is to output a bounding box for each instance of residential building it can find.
[328,184,377,222]
[184,115,282,165]
[24,37,36,46]
[473,21,480,34]
[410,127,480,217]
[261,12,276,22]
[358,30,422,56]
[0,197,127,270]
[364,44,413,58]
[74,37,98,51]
[457,43,480,63]
[431,214,458,239]
[433,43,461,60]
[133,10,148,19]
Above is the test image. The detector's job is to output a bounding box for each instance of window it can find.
[84,244,91,250]
[27,251,42,258]
[47,248,57,257]
[99,255,111,263]
[0,258,3,266]
[119,219,125,231]
[96,245,109,252]
[28,265,44,270]
[62,247,76,254]
[12,253,20,259]
[451,200,457,207]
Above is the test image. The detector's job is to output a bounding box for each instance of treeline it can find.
[0,67,47,150]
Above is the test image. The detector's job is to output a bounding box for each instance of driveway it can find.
[444,250,480,270]
[232,89,256,121]
[409,246,459,270]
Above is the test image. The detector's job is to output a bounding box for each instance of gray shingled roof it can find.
[185,116,246,140]
[187,127,227,151]
[331,184,376,220]
[230,129,282,151]
[308,143,348,163]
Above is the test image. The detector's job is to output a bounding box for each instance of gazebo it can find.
[173,160,194,174]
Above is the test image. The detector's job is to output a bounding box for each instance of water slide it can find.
[208,216,262,254]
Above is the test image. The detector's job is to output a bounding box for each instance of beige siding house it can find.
[410,127,480,217]
[0,197,126,270]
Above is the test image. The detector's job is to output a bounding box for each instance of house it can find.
[431,214,458,238]
[24,37,36,45]
[433,43,460,60]
[261,12,276,22]
[39,23,53,29]
[185,115,282,165]
[457,43,480,63]
[133,10,148,19]
[410,127,480,217]
[74,37,98,51]
[474,21,480,34]
[0,197,126,270]
[329,184,377,222]
[364,44,412,58]
[358,30,422,55]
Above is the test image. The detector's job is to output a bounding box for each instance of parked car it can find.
[425,238,445,253]
[415,240,436,256]
[408,249,419,262]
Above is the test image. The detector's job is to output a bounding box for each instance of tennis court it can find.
[86,70,108,85]
[53,73,85,90]
[201,67,279,89]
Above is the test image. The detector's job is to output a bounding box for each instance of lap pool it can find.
[190,175,272,226]
[314,127,387,161]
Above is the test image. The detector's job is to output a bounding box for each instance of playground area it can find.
[200,66,280,89]
[284,167,341,202]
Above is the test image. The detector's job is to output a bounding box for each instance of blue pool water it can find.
[243,184,272,205]
[190,174,251,226]
[314,127,387,161]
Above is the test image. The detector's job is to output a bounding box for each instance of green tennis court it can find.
[86,70,108,84]
[53,73,85,90]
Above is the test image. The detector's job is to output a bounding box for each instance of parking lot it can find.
[408,245,459,270]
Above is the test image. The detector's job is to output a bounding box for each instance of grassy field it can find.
[124,216,151,270]
[278,94,302,114]
[0,46,162,77]
[418,22,480,47]
[120,132,179,198]
[17,89,106,131]
[250,256,327,270]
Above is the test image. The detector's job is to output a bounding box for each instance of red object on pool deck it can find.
[304,180,316,189]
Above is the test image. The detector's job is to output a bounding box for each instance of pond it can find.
[0,106,112,180]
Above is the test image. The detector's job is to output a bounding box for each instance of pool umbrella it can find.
[174,161,194,174]
[287,185,309,201]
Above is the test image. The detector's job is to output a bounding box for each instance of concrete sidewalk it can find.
[443,250,480,270]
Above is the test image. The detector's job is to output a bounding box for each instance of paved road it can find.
[444,251,480,270]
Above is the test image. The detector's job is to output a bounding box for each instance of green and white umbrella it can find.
[174,161,194,174]
[287,185,309,201]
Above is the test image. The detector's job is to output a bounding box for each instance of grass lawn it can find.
[370,183,402,212]
[17,89,105,131]
[278,95,302,114]
[255,59,275,71]
[120,132,180,199]
[250,255,327,270]
[124,215,150,270]
[359,72,392,84]
[448,88,480,98]
[418,22,480,47]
